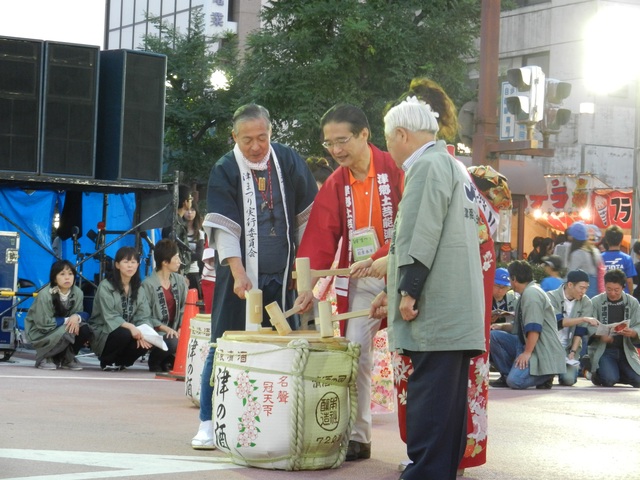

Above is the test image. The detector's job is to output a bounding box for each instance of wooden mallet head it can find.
[245,289,263,325]
[295,257,312,293]
[264,301,293,336]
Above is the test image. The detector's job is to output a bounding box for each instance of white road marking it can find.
[0,375,160,381]
[0,449,240,479]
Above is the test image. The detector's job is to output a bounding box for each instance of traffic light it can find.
[540,78,571,133]
[505,66,545,139]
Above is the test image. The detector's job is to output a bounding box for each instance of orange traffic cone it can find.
[156,288,199,381]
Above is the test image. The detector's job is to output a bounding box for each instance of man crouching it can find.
[490,260,566,389]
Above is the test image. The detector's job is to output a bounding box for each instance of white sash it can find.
[233,144,292,328]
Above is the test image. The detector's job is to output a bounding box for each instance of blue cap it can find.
[567,222,588,241]
[495,268,511,286]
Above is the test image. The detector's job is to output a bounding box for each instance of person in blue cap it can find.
[567,221,603,298]
[540,255,564,292]
[491,267,518,329]
[489,260,566,389]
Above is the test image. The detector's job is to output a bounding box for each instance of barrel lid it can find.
[220,330,349,349]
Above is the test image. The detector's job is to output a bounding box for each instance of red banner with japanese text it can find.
[524,175,610,213]
[590,189,633,229]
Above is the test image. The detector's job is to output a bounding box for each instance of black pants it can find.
[100,326,148,367]
[148,336,179,371]
[186,272,202,299]
[401,350,470,480]
[72,324,94,353]
[44,324,93,365]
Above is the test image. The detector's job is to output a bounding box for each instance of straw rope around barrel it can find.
[212,337,360,470]
[288,339,310,471]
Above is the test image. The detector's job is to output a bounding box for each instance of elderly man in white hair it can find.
[371,98,485,480]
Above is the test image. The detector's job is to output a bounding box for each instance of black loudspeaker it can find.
[96,50,166,182]
[40,41,99,177]
[0,36,43,174]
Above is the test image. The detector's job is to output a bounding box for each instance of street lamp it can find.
[210,69,229,91]
[583,5,640,240]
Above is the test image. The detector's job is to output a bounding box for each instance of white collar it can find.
[234,144,270,171]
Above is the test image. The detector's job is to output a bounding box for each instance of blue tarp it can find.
[0,188,157,329]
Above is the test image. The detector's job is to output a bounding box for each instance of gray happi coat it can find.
[387,140,485,355]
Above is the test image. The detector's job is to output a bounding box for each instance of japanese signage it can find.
[525,175,632,229]
[525,175,601,213]
[590,190,633,229]
[500,82,527,141]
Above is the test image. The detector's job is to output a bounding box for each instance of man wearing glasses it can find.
[297,104,404,461]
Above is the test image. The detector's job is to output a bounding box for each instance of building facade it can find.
[496,0,638,190]
[105,0,265,53]
[104,0,640,251]
[105,0,638,189]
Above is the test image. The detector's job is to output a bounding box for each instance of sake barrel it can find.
[185,314,211,406]
[212,331,360,470]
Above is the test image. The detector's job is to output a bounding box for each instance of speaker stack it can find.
[96,50,166,182]
[0,36,43,174]
[40,41,99,177]
[0,37,166,183]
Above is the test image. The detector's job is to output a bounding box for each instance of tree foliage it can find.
[236,0,481,156]
[143,10,241,184]
[140,2,481,185]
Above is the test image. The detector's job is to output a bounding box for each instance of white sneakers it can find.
[61,360,83,371]
[191,420,216,450]
[36,358,57,370]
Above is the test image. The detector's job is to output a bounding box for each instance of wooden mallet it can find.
[317,300,371,338]
[264,301,299,336]
[245,289,263,325]
[292,257,351,290]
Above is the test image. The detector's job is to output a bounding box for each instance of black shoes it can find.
[345,440,371,461]
[148,363,172,373]
[536,378,553,389]
[580,354,591,378]
[489,376,509,388]
[101,361,125,371]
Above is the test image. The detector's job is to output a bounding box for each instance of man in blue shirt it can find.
[601,225,636,293]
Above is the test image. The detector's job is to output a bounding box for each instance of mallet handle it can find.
[292,267,351,279]
[331,309,371,322]
[284,305,302,318]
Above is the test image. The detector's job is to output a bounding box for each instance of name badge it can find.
[351,227,380,262]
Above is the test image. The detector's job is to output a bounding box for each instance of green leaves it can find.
[142,1,481,186]
[237,0,480,156]
[143,10,241,184]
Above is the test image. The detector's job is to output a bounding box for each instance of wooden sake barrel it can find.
[211,331,361,470]
[184,314,211,406]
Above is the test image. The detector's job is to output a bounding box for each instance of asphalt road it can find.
[1,346,638,480]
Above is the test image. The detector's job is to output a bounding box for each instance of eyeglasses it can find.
[322,135,354,150]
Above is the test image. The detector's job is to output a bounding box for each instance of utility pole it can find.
[471,0,501,169]
[471,1,555,165]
